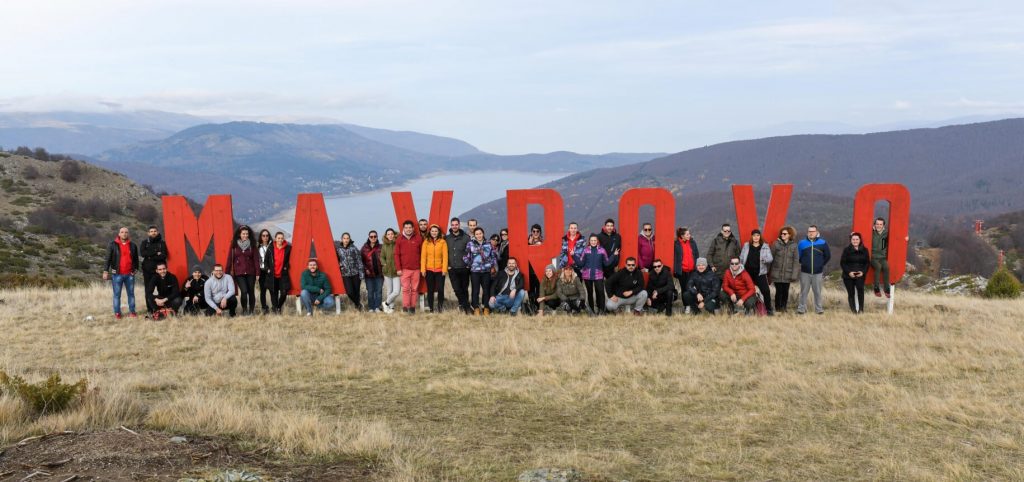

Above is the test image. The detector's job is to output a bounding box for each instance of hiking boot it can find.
[483,308,491,315]
[473,307,480,315]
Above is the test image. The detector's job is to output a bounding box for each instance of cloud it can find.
[892,100,912,110]
[946,97,1024,110]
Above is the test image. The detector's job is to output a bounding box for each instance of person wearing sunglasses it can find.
[722,256,758,315]
[645,259,675,315]
[739,229,774,316]
[637,223,656,271]
[256,228,274,314]
[362,230,384,312]
[770,226,800,313]
[706,223,739,277]
[604,257,648,315]
[497,228,510,271]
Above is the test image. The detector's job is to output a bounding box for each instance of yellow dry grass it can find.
[1,284,1023,481]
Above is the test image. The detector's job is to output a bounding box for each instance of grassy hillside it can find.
[0,152,163,287]
[1,285,1022,480]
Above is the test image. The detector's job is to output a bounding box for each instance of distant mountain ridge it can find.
[0,110,209,154]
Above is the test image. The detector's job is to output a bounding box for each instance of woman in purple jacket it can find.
[574,234,614,315]
[227,225,260,315]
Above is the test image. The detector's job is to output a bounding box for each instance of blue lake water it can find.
[266,171,566,238]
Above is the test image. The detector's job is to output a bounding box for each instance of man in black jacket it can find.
[605,257,647,315]
[682,258,720,315]
[445,217,472,314]
[139,226,168,315]
[489,257,526,315]
[646,259,675,316]
[596,219,622,279]
[182,265,208,315]
[146,262,182,320]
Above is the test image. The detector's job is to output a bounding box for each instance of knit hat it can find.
[191,265,203,273]
[696,257,708,267]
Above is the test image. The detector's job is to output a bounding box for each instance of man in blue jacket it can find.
[797,225,831,314]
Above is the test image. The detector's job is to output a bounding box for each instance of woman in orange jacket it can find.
[421,224,449,313]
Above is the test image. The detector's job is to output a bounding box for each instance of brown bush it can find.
[21,165,40,180]
[59,160,83,182]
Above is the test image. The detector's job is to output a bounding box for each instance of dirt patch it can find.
[0,430,372,481]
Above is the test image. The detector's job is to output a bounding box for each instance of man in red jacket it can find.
[394,220,424,314]
[103,227,139,319]
[722,256,758,316]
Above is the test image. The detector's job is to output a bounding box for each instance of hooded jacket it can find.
[361,240,382,278]
[770,237,800,283]
[556,273,586,301]
[722,266,756,302]
[380,237,398,277]
[840,244,871,280]
[637,233,656,269]
[140,234,167,273]
[463,238,497,273]
[574,245,613,281]
[492,268,524,297]
[105,237,139,275]
[605,268,645,298]
[445,228,470,270]
[706,233,740,273]
[421,228,449,274]
[394,231,423,271]
[686,268,720,300]
[740,242,774,276]
[672,237,700,276]
[337,242,365,279]
[798,236,831,275]
[557,233,587,269]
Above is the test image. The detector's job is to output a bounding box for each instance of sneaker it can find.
[473,307,481,315]
[884,291,891,299]
[684,306,691,314]
[874,288,882,298]
[483,308,491,315]
[114,312,123,319]
[128,312,138,318]
[383,303,394,314]
[306,313,312,317]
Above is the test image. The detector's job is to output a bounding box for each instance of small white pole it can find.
[295,297,302,315]
[887,284,895,315]
[336,295,342,315]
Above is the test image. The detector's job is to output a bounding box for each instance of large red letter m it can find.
[162,195,235,283]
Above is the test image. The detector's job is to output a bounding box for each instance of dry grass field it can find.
[1,284,1023,481]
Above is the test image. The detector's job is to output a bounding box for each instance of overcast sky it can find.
[2,0,1024,154]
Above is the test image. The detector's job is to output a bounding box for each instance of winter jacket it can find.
[268,243,292,292]
[871,229,889,258]
[605,268,645,298]
[337,243,365,279]
[227,243,259,277]
[361,242,383,278]
[686,269,720,301]
[672,238,700,276]
[492,269,524,297]
[646,267,674,299]
[840,245,871,280]
[182,275,207,302]
[204,274,236,309]
[798,237,832,275]
[139,234,167,273]
[498,241,510,271]
[740,242,774,276]
[538,277,559,300]
[394,232,423,272]
[463,239,497,273]
[556,275,586,301]
[722,267,757,302]
[105,238,139,275]
[381,240,398,277]
[574,245,613,281]
[770,238,800,283]
[445,229,471,270]
[637,234,656,270]
[597,230,622,267]
[706,233,740,273]
[421,237,449,274]
[300,270,332,302]
[146,272,181,307]
[557,234,587,269]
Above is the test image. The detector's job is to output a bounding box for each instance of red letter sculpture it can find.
[507,189,564,290]
[618,188,676,270]
[289,193,344,295]
[391,190,453,294]
[852,184,911,283]
[731,184,794,246]
[162,195,234,283]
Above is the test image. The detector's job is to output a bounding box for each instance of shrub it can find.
[59,160,83,182]
[0,371,88,415]
[32,147,50,162]
[133,203,160,225]
[984,267,1022,299]
[22,165,40,180]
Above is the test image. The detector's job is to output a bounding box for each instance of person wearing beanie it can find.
[536,264,560,315]
[182,264,208,315]
[683,257,720,315]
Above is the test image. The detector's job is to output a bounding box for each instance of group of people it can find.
[103,216,898,318]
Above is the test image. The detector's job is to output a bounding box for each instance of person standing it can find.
[464,227,497,315]
[146,262,182,320]
[268,232,291,314]
[672,227,699,313]
[299,259,334,315]
[418,219,430,239]
[181,266,208,315]
[682,258,720,315]
[445,218,472,314]
[139,225,167,316]
[103,227,139,319]
[841,232,871,314]
[227,225,259,315]
[722,256,758,315]
[362,230,384,313]
[604,257,648,315]
[497,228,510,271]
[576,234,613,315]
[204,264,238,317]
[770,226,801,314]
[380,228,400,313]
[557,222,586,275]
[706,223,739,276]
[256,229,274,314]
[797,225,831,315]
[739,229,774,315]
[637,223,656,271]
[421,224,448,313]
[489,257,526,315]
[394,220,424,314]
[596,219,622,279]
[871,218,892,298]
[337,232,365,311]
[645,259,675,315]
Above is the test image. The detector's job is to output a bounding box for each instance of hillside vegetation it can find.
[1,285,1022,480]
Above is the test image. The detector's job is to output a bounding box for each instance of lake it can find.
[264,171,567,238]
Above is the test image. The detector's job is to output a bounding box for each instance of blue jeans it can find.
[489,290,526,313]
[300,289,335,314]
[112,273,136,314]
[365,276,383,311]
